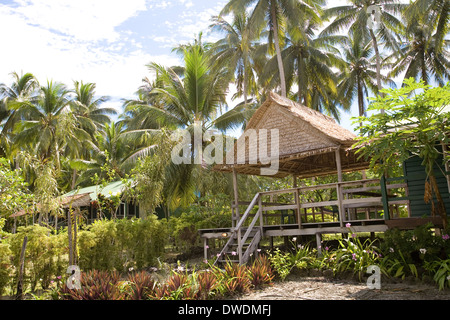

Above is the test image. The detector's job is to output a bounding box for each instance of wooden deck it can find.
[203,178,398,264]
[201,178,445,264]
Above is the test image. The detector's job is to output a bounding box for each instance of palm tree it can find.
[405,0,449,53]
[67,81,116,188]
[131,44,239,204]
[71,80,116,136]
[321,0,406,94]
[0,72,39,158]
[337,36,395,125]
[260,17,349,120]
[386,23,450,86]
[220,0,309,97]
[210,13,258,106]
[12,81,90,170]
[75,121,131,185]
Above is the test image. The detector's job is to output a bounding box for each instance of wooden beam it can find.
[232,168,240,221]
[335,148,343,183]
[335,148,345,227]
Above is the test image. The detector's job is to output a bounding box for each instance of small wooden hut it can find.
[200,92,447,264]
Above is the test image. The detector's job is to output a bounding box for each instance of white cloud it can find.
[10,0,147,42]
[0,2,179,103]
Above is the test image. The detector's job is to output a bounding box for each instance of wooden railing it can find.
[232,178,409,229]
[216,177,409,265]
[216,192,264,265]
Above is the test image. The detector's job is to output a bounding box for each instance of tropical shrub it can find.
[0,242,11,295]
[248,255,274,289]
[424,259,450,290]
[222,261,252,295]
[77,216,167,272]
[331,235,381,279]
[195,270,220,300]
[8,225,67,292]
[58,270,124,300]
[0,218,12,295]
[124,271,157,300]
[268,248,293,281]
[77,219,118,271]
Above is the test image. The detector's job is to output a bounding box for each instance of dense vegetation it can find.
[0,0,449,299]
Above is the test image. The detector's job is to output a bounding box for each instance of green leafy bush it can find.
[8,225,67,292]
[0,218,12,295]
[268,248,294,281]
[332,235,381,279]
[77,217,168,272]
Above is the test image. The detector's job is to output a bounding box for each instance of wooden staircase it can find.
[215,193,263,265]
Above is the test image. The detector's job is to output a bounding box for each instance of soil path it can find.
[237,275,450,300]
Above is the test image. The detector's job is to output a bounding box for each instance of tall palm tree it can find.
[67,81,116,188]
[74,121,131,186]
[210,12,258,106]
[387,23,450,86]
[337,36,395,125]
[405,0,449,53]
[321,0,405,94]
[12,81,89,166]
[71,80,116,136]
[0,72,39,158]
[260,17,349,120]
[132,45,238,204]
[221,0,309,97]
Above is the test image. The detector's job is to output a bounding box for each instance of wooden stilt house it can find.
[199,92,449,264]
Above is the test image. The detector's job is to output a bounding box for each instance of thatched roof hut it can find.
[214,92,369,179]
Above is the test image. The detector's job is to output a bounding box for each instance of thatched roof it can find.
[214,92,369,178]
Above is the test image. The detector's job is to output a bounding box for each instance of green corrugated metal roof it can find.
[62,180,131,201]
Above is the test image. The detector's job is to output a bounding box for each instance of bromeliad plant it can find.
[59,270,124,300]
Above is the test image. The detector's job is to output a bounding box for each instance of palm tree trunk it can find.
[369,29,384,113]
[357,79,364,129]
[270,0,287,97]
[243,64,248,106]
[421,49,428,85]
[369,29,382,92]
[297,54,303,104]
[71,169,77,189]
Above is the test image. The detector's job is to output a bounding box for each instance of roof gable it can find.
[247,92,355,146]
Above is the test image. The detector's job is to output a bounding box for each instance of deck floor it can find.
[199,218,390,240]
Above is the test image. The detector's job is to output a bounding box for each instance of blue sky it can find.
[0,0,363,134]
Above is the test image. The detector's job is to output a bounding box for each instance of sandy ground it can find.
[237,275,450,300]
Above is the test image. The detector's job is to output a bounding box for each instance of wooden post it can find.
[15,236,28,300]
[335,148,343,183]
[203,238,208,261]
[316,233,322,257]
[68,209,73,266]
[232,168,239,223]
[232,168,242,264]
[295,189,302,229]
[335,148,345,227]
[380,175,390,220]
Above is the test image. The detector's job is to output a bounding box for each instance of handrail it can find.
[241,201,261,246]
[259,179,382,196]
[234,193,260,231]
